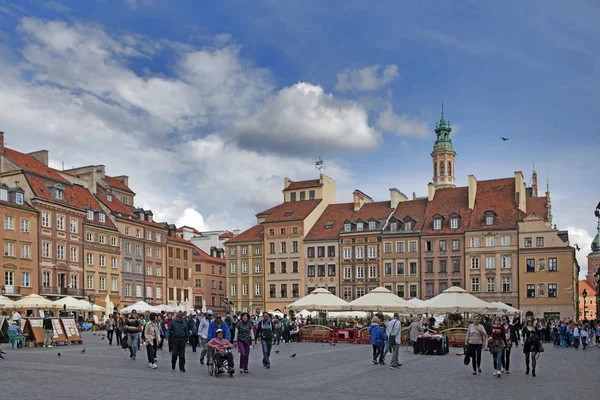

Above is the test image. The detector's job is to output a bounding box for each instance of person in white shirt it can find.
[11,311,21,323]
[386,313,402,369]
[580,324,589,350]
[572,324,580,350]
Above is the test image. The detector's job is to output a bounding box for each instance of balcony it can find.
[38,287,86,297]
[1,286,21,296]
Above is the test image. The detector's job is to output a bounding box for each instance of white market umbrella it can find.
[296,309,318,318]
[53,296,86,311]
[424,286,501,313]
[491,302,520,314]
[0,295,16,309]
[407,298,428,309]
[79,299,105,312]
[329,311,369,318]
[287,288,350,311]
[15,294,57,309]
[120,301,160,314]
[349,286,414,312]
[268,310,284,318]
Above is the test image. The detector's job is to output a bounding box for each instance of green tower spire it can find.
[432,103,455,155]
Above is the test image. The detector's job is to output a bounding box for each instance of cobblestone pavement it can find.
[1,333,597,400]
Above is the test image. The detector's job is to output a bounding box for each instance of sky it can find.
[0,1,598,277]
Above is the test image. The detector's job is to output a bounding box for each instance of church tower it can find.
[431,105,456,188]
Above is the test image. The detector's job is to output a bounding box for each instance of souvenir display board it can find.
[60,318,82,344]
[0,316,8,343]
[23,318,44,344]
[51,318,68,344]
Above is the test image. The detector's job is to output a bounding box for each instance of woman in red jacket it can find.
[488,316,507,378]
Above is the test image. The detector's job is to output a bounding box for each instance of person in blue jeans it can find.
[369,316,388,365]
[125,310,141,360]
[256,312,274,368]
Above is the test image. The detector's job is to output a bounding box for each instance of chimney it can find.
[353,190,373,212]
[427,183,436,201]
[468,175,477,210]
[283,177,292,190]
[113,175,129,187]
[0,131,4,155]
[27,150,49,166]
[412,191,416,200]
[389,188,408,209]
[514,171,526,213]
[532,169,538,197]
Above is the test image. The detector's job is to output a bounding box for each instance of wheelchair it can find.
[207,348,234,377]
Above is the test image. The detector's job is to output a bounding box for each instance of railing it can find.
[300,324,333,342]
[38,287,85,297]
[1,286,20,295]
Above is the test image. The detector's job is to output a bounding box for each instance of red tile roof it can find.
[105,176,135,194]
[3,148,68,183]
[257,199,322,223]
[391,198,429,230]
[167,235,195,246]
[25,173,87,210]
[192,245,226,264]
[347,201,393,222]
[177,225,201,234]
[95,185,136,217]
[225,225,263,244]
[305,203,356,241]
[283,179,322,191]
[467,178,525,230]
[422,186,471,234]
[219,231,234,239]
[526,197,548,220]
[0,198,37,213]
[71,185,117,230]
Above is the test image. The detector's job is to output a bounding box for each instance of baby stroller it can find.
[207,348,234,377]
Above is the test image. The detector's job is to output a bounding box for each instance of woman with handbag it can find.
[501,315,517,374]
[465,315,487,375]
[488,317,507,377]
[522,316,542,377]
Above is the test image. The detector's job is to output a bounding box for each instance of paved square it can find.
[0,332,597,399]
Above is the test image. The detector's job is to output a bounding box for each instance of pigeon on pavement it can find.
[290,353,296,358]
[81,348,86,353]
[57,353,61,357]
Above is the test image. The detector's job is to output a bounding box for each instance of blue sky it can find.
[0,0,598,275]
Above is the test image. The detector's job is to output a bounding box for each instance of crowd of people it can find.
[103,310,308,374]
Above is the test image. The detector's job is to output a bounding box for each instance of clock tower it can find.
[431,105,456,188]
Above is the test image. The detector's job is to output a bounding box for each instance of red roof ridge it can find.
[105,175,135,194]
[226,225,263,244]
[192,244,226,264]
[283,178,323,191]
[168,235,194,246]
[3,148,68,183]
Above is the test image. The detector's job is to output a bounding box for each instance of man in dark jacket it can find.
[169,312,189,372]
[43,313,54,348]
[188,312,199,352]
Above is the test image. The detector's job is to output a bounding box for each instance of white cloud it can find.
[376,105,430,138]
[567,226,594,279]
[232,82,381,152]
[335,64,399,92]
[175,209,210,231]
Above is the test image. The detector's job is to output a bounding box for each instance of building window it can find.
[100,277,107,292]
[280,228,286,235]
[356,287,365,297]
[405,221,412,231]
[439,282,448,293]
[290,192,297,202]
[426,260,433,273]
[471,278,480,292]
[328,264,336,276]
[471,257,479,269]
[146,265,151,275]
[452,259,460,272]
[409,241,417,252]
[343,267,351,279]
[502,256,511,269]
[291,241,298,253]
[536,237,544,247]
[409,262,417,275]
[86,232,94,242]
[41,211,50,228]
[343,247,351,259]
[452,240,460,251]
[526,258,535,273]
[409,285,417,298]
[485,215,494,226]
[502,277,511,292]
[548,283,557,298]
[230,262,236,274]
[19,218,29,233]
[231,284,237,296]
[327,246,335,257]
[368,247,377,258]
[396,262,405,276]
[281,262,287,274]
[57,244,65,260]
[486,257,495,269]
[69,218,77,234]
[384,263,392,275]
[87,275,94,289]
[368,265,376,278]
[156,248,161,258]
[433,219,442,230]
[111,257,118,269]
[21,244,31,259]
[439,240,447,251]
[254,263,261,274]
[471,237,480,248]
[135,229,141,238]
[426,283,434,297]
[439,260,447,273]
[42,271,50,287]
[356,247,364,259]
[112,278,118,292]
[502,235,510,246]
[450,218,458,229]
[99,214,106,223]
[42,242,50,258]
[356,266,364,279]
[241,262,248,274]
[99,255,106,267]
[524,237,532,247]
[384,242,392,253]
[269,243,275,254]
[280,284,288,298]
[397,242,405,253]
[255,247,261,255]
[307,265,315,277]
[390,222,398,232]
[124,227,130,236]
[309,190,315,200]
[526,284,535,298]
[21,272,30,287]
[487,277,495,292]
[56,215,65,231]
[317,264,325,277]
[486,236,494,247]
[156,266,161,277]
[99,235,106,244]
[548,258,558,271]
[343,287,352,300]
[368,221,376,230]
[307,247,315,258]
[344,223,351,232]
[269,262,275,274]
[145,232,152,240]
[397,285,405,298]
[357,222,363,231]
[317,246,325,258]
[425,241,433,252]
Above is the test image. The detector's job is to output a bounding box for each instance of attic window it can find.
[107,195,112,202]
[284,211,294,217]
[404,221,412,231]
[344,223,351,232]
[15,193,23,205]
[147,214,153,222]
[55,188,64,200]
[484,211,496,226]
[390,222,398,232]
[87,211,94,220]
[99,213,106,223]
[0,188,7,201]
[357,222,364,231]
[433,218,442,230]
[368,221,376,230]
[325,223,333,230]
[450,217,458,229]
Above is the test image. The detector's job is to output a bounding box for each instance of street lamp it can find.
[89,294,96,319]
[582,289,587,321]
[595,267,600,321]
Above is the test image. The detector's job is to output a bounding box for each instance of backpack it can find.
[260,321,274,342]
[105,321,113,331]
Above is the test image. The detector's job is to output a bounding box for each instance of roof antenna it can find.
[315,157,325,174]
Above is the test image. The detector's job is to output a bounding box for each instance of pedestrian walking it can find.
[489,317,507,378]
[501,315,516,374]
[522,316,542,377]
[465,315,487,375]
[115,313,123,347]
[43,312,54,348]
[572,323,580,349]
[105,314,115,346]
[188,312,199,352]
[581,324,589,350]
[198,311,212,365]
[387,313,402,369]
[256,312,274,369]
[169,312,188,372]
[369,316,387,365]
[234,312,255,373]
[125,310,141,360]
[273,316,282,345]
[144,313,160,369]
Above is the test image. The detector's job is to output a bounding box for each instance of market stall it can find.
[349,286,414,312]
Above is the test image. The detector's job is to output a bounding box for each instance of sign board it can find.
[51,318,68,343]
[0,316,8,343]
[60,318,82,343]
[24,318,45,345]
[93,315,99,325]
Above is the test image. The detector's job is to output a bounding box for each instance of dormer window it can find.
[107,195,112,202]
[99,213,106,223]
[390,222,398,232]
[87,211,94,220]
[15,193,23,205]
[433,218,442,230]
[368,221,376,230]
[450,217,458,229]
[325,224,333,230]
[147,214,153,222]
[56,189,64,200]
[0,188,7,201]
[357,222,364,231]
[344,223,351,232]
[484,211,496,226]
[404,221,412,231]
